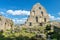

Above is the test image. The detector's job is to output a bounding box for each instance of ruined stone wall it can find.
[0,15,14,31]
[25,3,49,27]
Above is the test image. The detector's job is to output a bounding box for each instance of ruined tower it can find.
[25,3,49,27]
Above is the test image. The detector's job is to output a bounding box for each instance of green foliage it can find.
[0,18,1,21]
[50,28,60,40]
[0,27,36,40]
[46,24,51,30]
[0,24,60,40]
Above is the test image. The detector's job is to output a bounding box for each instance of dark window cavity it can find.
[36,16,38,22]
[39,7,41,9]
[29,22,32,26]
[41,11,43,16]
[44,18,46,22]
[33,10,35,13]
[39,23,43,26]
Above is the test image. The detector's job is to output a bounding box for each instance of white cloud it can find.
[1,9,60,24]
[58,12,60,15]
[49,14,60,20]
[0,12,5,15]
[12,17,27,24]
[56,17,60,20]
[7,10,30,15]
[0,10,29,24]
[49,14,55,20]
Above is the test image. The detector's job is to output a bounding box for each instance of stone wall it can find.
[0,15,14,31]
[25,3,49,27]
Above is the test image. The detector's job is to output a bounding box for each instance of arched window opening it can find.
[36,16,38,22]
[29,22,32,26]
[39,7,41,9]
[41,11,43,16]
[44,18,46,22]
[39,23,43,26]
[33,10,35,14]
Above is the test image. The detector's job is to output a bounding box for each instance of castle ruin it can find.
[25,3,49,27]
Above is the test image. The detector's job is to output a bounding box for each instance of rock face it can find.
[25,3,49,27]
[0,15,14,31]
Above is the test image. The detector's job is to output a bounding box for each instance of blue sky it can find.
[0,0,60,24]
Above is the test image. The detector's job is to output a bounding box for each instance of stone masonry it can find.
[0,15,14,31]
[25,3,49,27]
